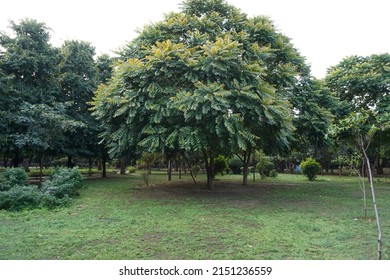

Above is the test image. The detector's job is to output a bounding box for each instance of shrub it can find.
[214,155,229,176]
[40,195,70,209]
[0,168,28,191]
[300,157,321,181]
[42,167,84,199]
[269,169,278,178]
[0,185,44,211]
[128,166,137,174]
[0,167,83,211]
[228,156,243,174]
[256,155,276,179]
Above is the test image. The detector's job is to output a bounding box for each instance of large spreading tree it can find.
[92,0,312,188]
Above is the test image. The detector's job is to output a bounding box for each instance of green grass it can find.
[1,172,390,260]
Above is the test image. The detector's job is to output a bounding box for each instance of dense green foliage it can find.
[300,157,321,181]
[42,167,84,199]
[0,167,28,191]
[2,1,385,187]
[228,156,243,174]
[325,54,390,174]
[214,155,229,176]
[91,0,320,188]
[256,154,276,179]
[0,0,389,262]
[0,167,83,211]
[58,40,99,165]
[0,19,108,172]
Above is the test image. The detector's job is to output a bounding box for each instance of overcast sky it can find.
[1,0,389,78]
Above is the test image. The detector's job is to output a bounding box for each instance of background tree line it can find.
[0,19,113,177]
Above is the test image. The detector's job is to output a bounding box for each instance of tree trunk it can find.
[361,139,382,260]
[67,155,74,168]
[102,156,107,178]
[167,158,172,181]
[243,165,248,186]
[39,154,45,183]
[185,157,197,185]
[3,151,9,168]
[22,158,30,172]
[252,154,256,182]
[241,149,252,186]
[13,148,20,167]
[119,157,126,175]
[179,156,182,179]
[203,151,214,190]
[88,158,93,176]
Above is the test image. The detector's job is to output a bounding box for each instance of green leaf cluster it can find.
[92,0,309,163]
[0,167,83,211]
[300,157,321,181]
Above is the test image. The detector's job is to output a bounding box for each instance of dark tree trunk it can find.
[3,155,8,168]
[102,156,107,178]
[67,155,74,168]
[179,156,182,179]
[167,158,172,181]
[240,148,252,186]
[203,151,214,190]
[119,157,126,175]
[13,148,20,167]
[88,158,93,176]
[252,153,256,182]
[243,165,248,186]
[39,154,45,183]
[22,158,30,172]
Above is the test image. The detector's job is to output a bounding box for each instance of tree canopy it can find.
[92,0,312,188]
[0,19,106,170]
[326,54,390,173]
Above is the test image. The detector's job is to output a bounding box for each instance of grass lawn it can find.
[1,172,389,260]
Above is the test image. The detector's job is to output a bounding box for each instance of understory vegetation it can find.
[0,167,84,211]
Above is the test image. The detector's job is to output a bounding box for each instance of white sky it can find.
[1,0,389,78]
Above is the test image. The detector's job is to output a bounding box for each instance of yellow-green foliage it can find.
[300,157,321,181]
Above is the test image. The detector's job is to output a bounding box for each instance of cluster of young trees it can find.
[1,0,389,190]
[0,19,113,176]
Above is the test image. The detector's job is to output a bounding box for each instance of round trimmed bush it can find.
[228,156,243,174]
[300,157,321,181]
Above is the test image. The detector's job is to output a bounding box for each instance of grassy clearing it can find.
[1,172,389,260]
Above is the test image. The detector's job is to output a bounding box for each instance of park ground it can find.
[1,172,389,260]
